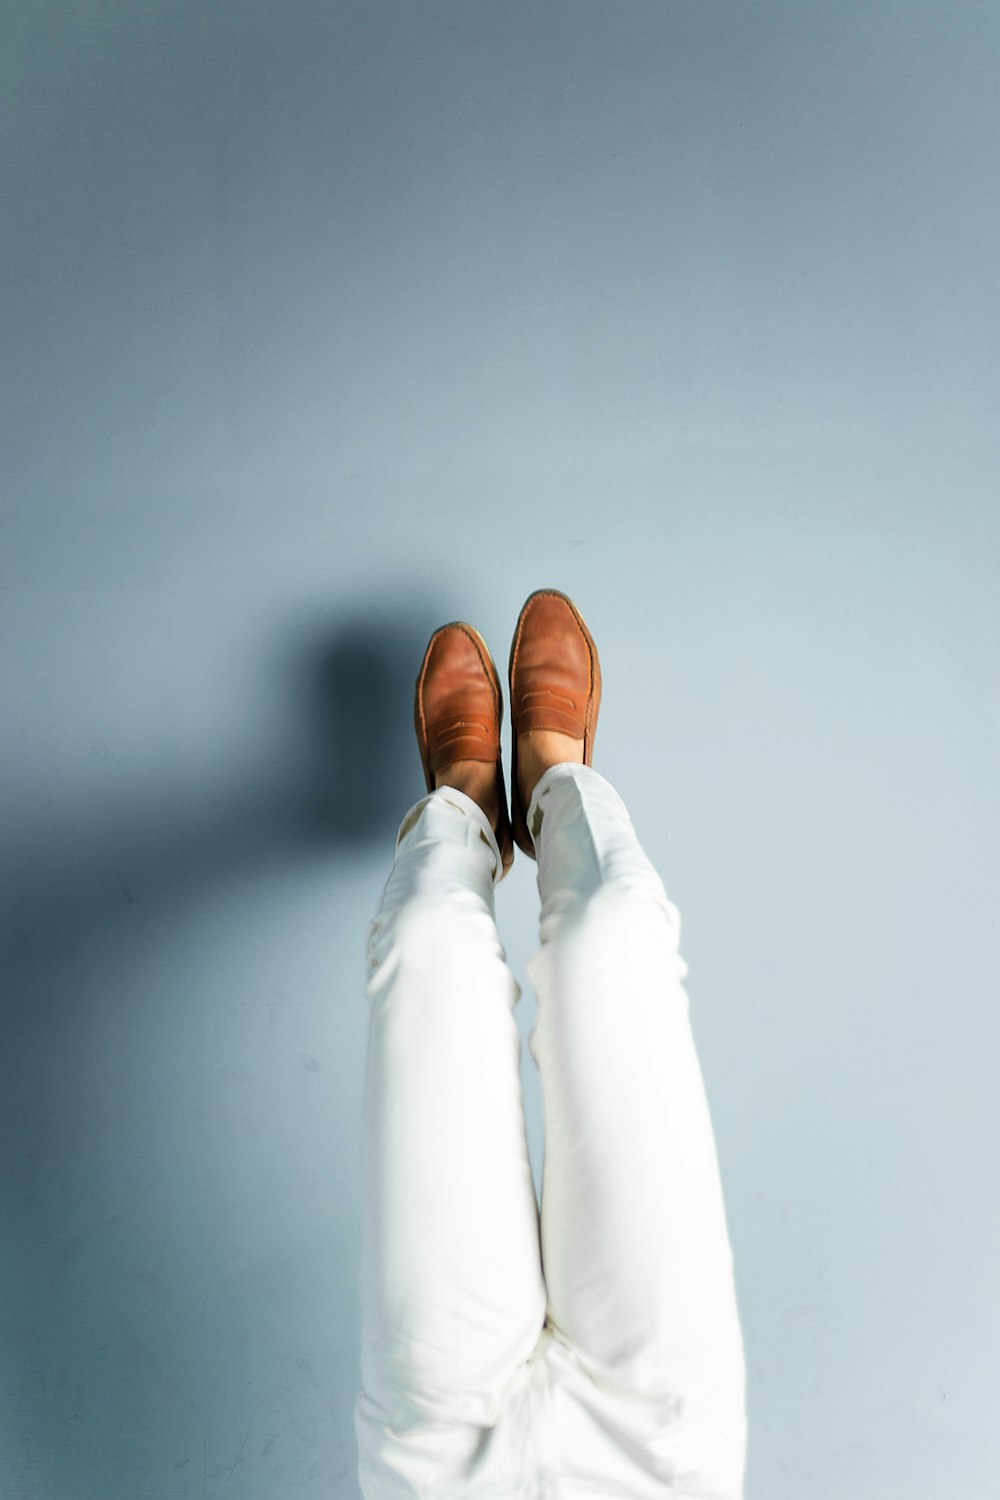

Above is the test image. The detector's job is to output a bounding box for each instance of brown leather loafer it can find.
[508,589,602,858]
[414,622,515,880]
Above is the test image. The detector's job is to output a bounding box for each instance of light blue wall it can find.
[2,3,998,1496]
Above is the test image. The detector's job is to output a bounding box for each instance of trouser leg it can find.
[526,764,747,1498]
[356,787,546,1490]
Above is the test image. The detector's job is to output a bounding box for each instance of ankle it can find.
[434,760,500,830]
[517,729,584,811]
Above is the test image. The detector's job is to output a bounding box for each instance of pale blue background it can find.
[2,3,999,1497]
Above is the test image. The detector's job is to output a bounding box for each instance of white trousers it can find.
[355,764,747,1500]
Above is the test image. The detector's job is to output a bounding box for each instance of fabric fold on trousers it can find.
[356,770,747,1500]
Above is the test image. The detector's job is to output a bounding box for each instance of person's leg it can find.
[355,785,546,1497]
[525,763,747,1499]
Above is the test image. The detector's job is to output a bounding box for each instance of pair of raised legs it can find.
[354,603,746,1499]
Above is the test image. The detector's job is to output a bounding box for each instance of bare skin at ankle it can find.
[517,729,584,811]
[436,731,585,835]
[434,760,499,831]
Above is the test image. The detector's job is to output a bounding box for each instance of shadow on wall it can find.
[3,598,440,978]
[0,596,442,1490]
[304,615,428,845]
